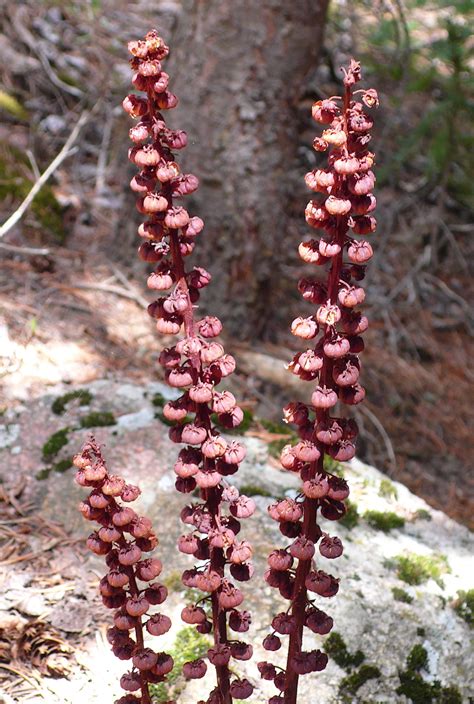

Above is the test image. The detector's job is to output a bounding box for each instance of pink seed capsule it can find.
[183,658,207,679]
[146,613,172,636]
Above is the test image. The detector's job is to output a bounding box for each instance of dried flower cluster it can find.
[123,30,255,704]
[75,29,378,704]
[74,438,171,704]
[260,60,378,704]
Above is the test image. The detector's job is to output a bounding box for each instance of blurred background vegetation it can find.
[0,0,473,525]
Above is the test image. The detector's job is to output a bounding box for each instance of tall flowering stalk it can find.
[123,30,254,704]
[74,438,172,704]
[261,61,378,704]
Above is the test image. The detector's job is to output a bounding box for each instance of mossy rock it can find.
[42,428,70,460]
[364,509,405,532]
[79,411,116,428]
[339,664,381,696]
[339,501,359,529]
[51,389,93,415]
[325,632,365,671]
[453,589,474,627]
[391,553,450,588]
[149,627,210,702]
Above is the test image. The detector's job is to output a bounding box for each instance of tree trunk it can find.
[170,0,329,340]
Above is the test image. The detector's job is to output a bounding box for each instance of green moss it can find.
[407,645,429,672]
[396,645,463,703]
[258,418,290,434]
[325,632,365,671]
[364,510,405,532]
[42,428,70,460]
[324,455,344,476]
[239,483,273,498]
[163,570,184,593]
[339,664,381,696]
[417,628,426,637]
[0,144,64,240]
[51,389,93,415]
[379,478,398,499]
[35,458,72,481]
[397,671,435,702]
[52,458,73,473]
[392,587,414,604]
[339,501,359,529]
[414,508,432,522]
[212,407,255,435]
[149,627,210,702]
[36,468,52,481]
[151,392,166,407]
[453,589,474,627]
[392,553,450,588]
[79,411,116,428]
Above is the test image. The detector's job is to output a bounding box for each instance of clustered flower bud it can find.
[74,438,171,704]
[124,30,254,703]
[263,60,378,703]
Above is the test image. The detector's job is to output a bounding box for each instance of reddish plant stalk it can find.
[123,30,255,704]
[74,438,172,704]
[260,61,379,704]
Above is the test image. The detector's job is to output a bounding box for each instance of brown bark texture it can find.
[170,0,329,340]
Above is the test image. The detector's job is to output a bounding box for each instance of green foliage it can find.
[392,586,414,603]
[79,411,116,428]
[42,428,70,459]
[151,392,166,407]
[51,389,93,415]
[150,627,210,703]
[364,510,405,532]
[407,644,429,672]
[414,509,433,522]
[325,632,365,670]
[453,589,474,627]
[0,143,65,240]
[0,90,28,120]
[239,483,273,497]
[397,644,462,703]
[379,478,398,500]
[36,458,73,481]
[339,664,381,696]
[391,553,450,587]
[345,1,474,206]
[339,501,359,529]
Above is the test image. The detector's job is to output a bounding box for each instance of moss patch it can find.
[453,589,474,627]
[407,644,429,672]
[339,664,381,697]
[325,632,365,670]
[51,389,93,415]
[392,587,414,604]
[397,645,462,703]
[151,392,166,407]
[339,501,359,529]
[42,428,70,460]
[238,483,273,498]
[364,510,405,532]
[379,478,398,499]
[149,627,210,702]
[35,458,73,481]
[414,508,432,522]
[392,553,450,588]
[79,411,116,428]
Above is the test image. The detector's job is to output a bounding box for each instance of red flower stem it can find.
[283,82,352,704]
[167,196,232,703]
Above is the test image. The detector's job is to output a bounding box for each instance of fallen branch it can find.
[0,111,89,240]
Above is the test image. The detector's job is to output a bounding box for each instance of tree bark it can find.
[170,0,330,340]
